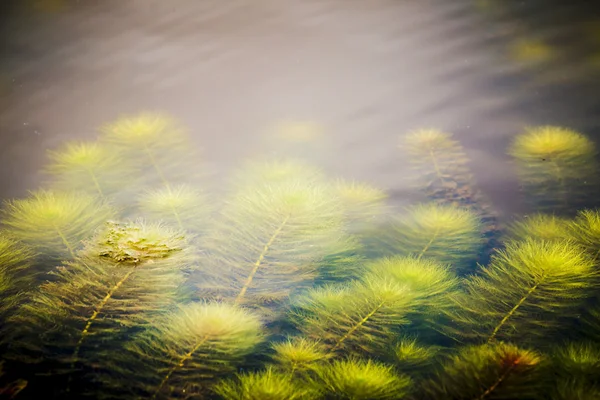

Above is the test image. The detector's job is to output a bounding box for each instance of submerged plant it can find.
[333,179,388,227]
[230,159,326,189]
[100,113,198,188]
[137,184,210,233]
[1,190,115,260]
[311,358,412,400]
[293,278,414,355]
[197,180,359,312]
[122,302,263,399]
[509,126,597,212]
[0,234,34,328]
[9,221,193,382]
[44,141,132,198]
[446,239,598,344]
[215,366,320,400]
[392,336,442,372]
[506,213,572,242]
[367,203,483,272]
[423,342,542,399]
[568,208,600,258]
[271,337,332,374]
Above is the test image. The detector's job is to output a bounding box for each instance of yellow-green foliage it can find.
[197,180,360,311]
[311,358,412,400]
[9,221,192,372]
[423,342,542,399]
[293,278,414,355]
[393,337,441,371]
[271,337,331,373]
[509,126,597,212]
[0,234,33,323]
[230,158,325,189]
[100,113,198,188]
[122,302,263,399]
[506,213,572,242]
[447,240,598,343]
[333,179,388,226]
[215,366,320,400]
[44,141,132,198]
[1,190,115,260]
[368,203,483,271]
[137,184,211,233]
[568,209,600,256]
[400,129,475,205]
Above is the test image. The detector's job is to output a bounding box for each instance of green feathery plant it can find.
[215,366,320,400]
[229,158,326,191]
[100,113,199,189]
[445,239,598,344]
[118,302,263,400]
[310,358,413,400]
[506,213,573,242]
[0,234,34,324]
[44,141,133,199]
[392,336,443,374]
[366,203,484,272]
[508,126,598,213]
[271,337,332,376]
[568,209,600,258]
[137,184,211,234]
[332,179,388,237]
[422,342,543,400]
[363,256,458,338]
[9,221,193,387]
[197,180,359,314]
[292,277,415,356]
[1,190,115,261]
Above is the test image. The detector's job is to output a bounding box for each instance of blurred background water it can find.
[1,0,599,221]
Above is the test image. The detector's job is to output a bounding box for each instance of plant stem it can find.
[235,214,290,304]
[487,282,540,343]
[87,168,105,198]
[417,225,441,261]
[474,357,521,400]
[54,224,76,260]
[143,144,170,189]
[329,300,386,353]
[151,336,208,400]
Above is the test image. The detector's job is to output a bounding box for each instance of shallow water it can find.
[1,1,600,399]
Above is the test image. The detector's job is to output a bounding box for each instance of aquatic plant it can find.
[446,239,598,344]
[333,179,388,226]
[506,213,572,242]
[1,190,115,260]
[293,277,414,355]
[422,342,542,399]
[197,180,359,313]
[122,302,263,400]
[392,336,443,373]
[9,221,192,380]
[215,366,320,400]
[509,126,597,213]
[367,203,484,272]
[137,184,211,233]
[100,113,197,188]
[0,234,34,321]
[44,141,132,198]
[230,158,326,189]
[310,358,412,400]
[567,208,600,257]
[271,337,332,374]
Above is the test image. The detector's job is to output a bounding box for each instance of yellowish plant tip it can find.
[509,126,595,161]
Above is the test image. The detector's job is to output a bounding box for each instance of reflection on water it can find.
[1,1,600,399]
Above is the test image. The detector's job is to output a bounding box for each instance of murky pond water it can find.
[1,1,600,399]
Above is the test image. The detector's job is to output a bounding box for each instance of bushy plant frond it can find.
[292,278,414,355]
[552,378,600,400]
[9,221,193,373]
[568,209,600,256]
[366,203,484,272]
[197,181,360,311]
[508,126,598,212]
[119,302,263,399]
[271,337,332,373]
[333,179,387,219]
[506,213,572,242]
[0,234,34,326]
[137,184,211,233]
[100,112,199,188]
[310,358,412,400]
[1,190,116,260]
[215,366,320,400]
[446,239,598,343]
[552,342,600,378]
[392,336,443,373]
[44,141,133,198]
[422,342,542,400]
[230,158,326,189]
